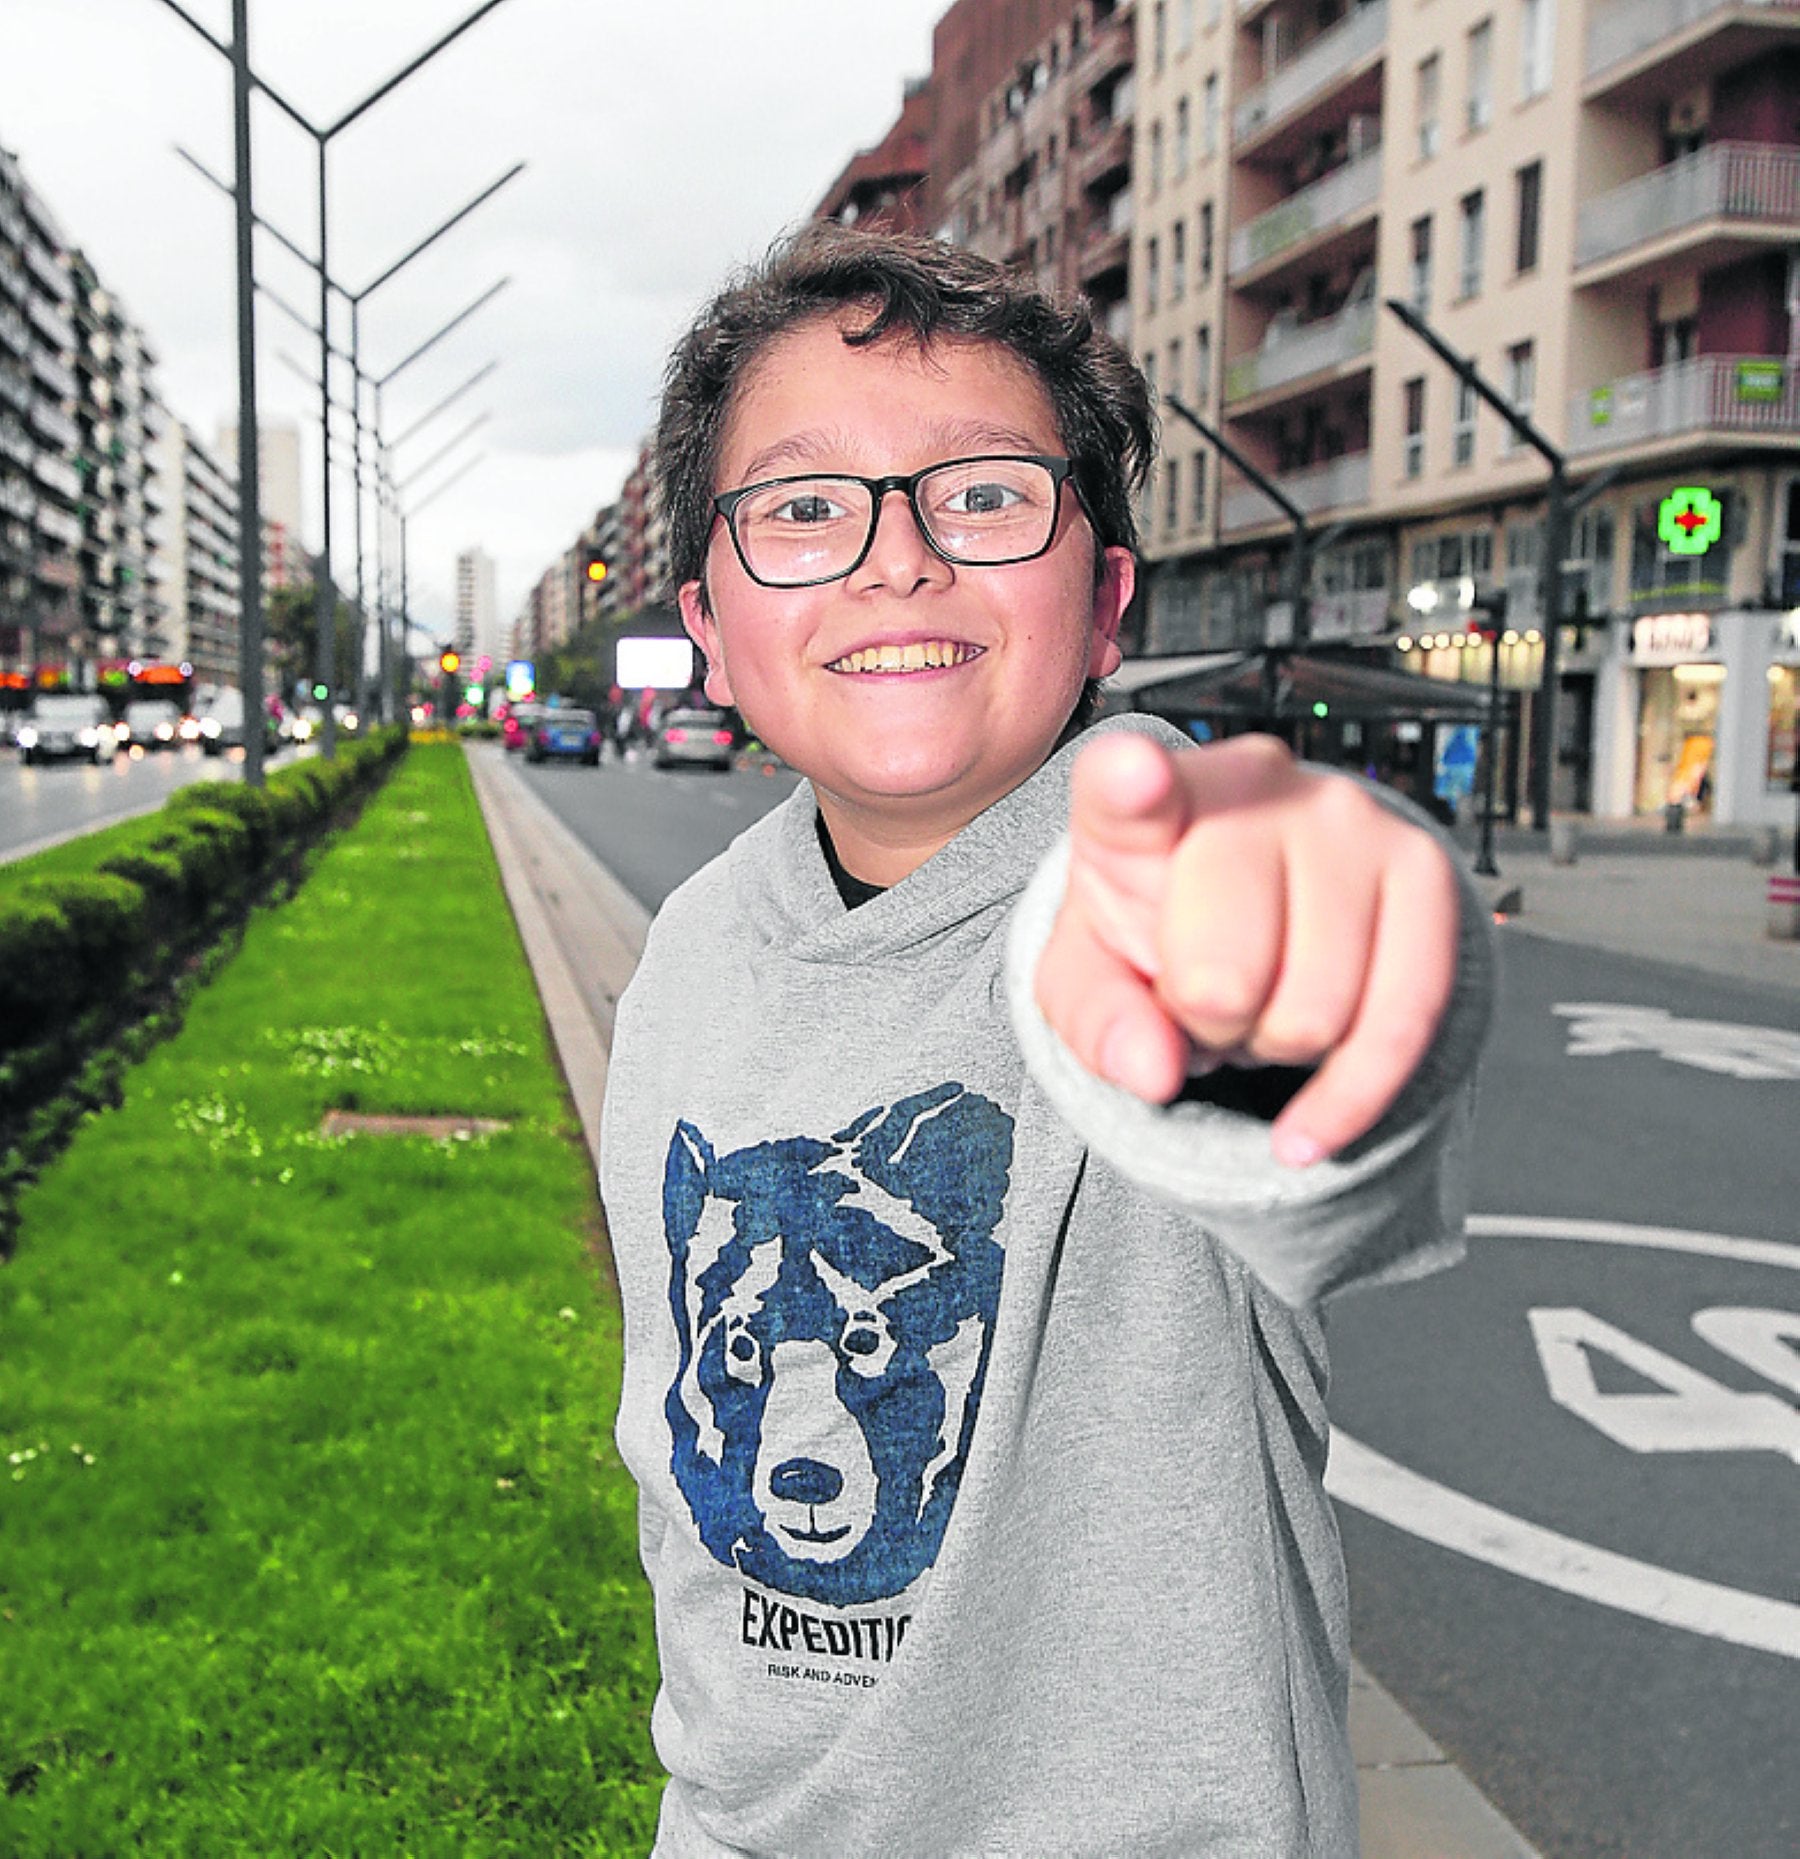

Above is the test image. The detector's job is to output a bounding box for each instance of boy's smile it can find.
[679,319,1134,887]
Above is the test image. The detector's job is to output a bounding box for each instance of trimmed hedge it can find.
[0,727,409,1134]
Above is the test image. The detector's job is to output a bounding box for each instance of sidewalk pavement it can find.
[1462,816,1800,996]
[470,744,1562,1859]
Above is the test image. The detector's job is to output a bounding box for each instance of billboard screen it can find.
[616,636,696,691]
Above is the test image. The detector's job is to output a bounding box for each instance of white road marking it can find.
[1553,1003,1800,1080]
[1326,1215,1800,1660]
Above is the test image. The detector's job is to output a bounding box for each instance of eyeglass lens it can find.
[730,458,1060,586]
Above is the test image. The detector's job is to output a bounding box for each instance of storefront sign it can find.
[1632,614,1714,662]
[1657,487,1722,557]
[1734,360,1786,404]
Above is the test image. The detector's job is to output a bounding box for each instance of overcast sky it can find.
[0,0,944,640]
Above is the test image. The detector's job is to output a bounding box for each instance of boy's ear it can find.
[1086,546,1135,681]
[678,580,736,707]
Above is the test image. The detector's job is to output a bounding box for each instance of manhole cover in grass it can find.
[319,1112,511,1141]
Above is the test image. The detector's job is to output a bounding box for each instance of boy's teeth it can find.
[834,641,977,674]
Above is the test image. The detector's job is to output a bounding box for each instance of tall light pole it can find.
[1383,299,1618,829]
[152,0,519,758]
[226,0,265,784]
[176,150,518,725]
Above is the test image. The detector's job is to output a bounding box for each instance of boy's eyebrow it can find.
[733,420,1052,487]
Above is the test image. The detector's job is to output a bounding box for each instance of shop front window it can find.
[1636,664,1721,815]
[1769,664,1798,793]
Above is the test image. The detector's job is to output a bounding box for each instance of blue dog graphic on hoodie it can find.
[662,1083,1012,1607]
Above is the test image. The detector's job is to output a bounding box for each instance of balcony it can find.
[27,399,79,451]
[30,349,78,401]
[1071,8,1135,96]
[1566,353,1800,457]
[0,305,26,357]
[24,241,71,300]
[1077,223,1131,289]
[1234,2,1387,157]
[32,453,80,501]
[0,416,32,467]
[34,504,82,550]
[27,293,75,350]
[1586,0,1800,102]
[0,259,27,304]
[1229,146,1382,283]
[0,476,34,522]
[0,362,30,415]
[1222,450,1371,531]
[1576,143,1800,286]
[1225,298,1376,406]
[1077,116,1134,193]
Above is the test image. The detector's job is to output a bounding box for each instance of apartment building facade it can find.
[1128,0,1799,826]
[159,424,241,691]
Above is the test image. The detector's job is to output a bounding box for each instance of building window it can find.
[1417,55,1442,161]
[1178,0,1195,53]
[1202,74,1220,157]
[1410,215,1433,313]
[1458,189,1485,298]
[1404,377,1426,478]
[1143,350,1159,399]
[1154,1,1167,73]
[1515,160,1542,273]
[1199,201,1214,283]
[1147,236,1161,311]
[1192,449,1208,525]
[1195,324,1212,405]
[1501,339,1535,453]
[1171,220,1187,301]
[1165,454,1180,531]
[1466,20,1494,133]
[1520,0,1554,99]
[1149,121,1164,196]
[1453,378,1477,466]
[1174,98,1191,178]
[1168,337,1183,396]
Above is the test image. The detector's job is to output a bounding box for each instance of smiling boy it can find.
[598,228,1494,1857]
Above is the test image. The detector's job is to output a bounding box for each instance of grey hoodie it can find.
[599,714,1495,1857]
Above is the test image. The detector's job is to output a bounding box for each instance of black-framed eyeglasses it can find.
[712,454,1078,589]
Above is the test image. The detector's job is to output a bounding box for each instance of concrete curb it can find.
[469,742,1543,1859]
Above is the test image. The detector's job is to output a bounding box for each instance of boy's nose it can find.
[855,486,950,594]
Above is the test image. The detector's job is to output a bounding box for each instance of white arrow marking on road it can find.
[1326,1215,1800,1661]
[1553,1003,1800,1080]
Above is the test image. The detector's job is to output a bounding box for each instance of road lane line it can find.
[1330,1216,1800,1660]
[1327,1430,1800,1661]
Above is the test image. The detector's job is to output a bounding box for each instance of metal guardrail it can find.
[1229,147,1382,275]
[1586,0,1800,80]
[1567,353,1800,454]
[1235,1,1387,143]
[1225,298,1377,400]
[1221,451,1372,529]
[1575,142,1800,267]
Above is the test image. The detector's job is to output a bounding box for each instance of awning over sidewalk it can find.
[1113,651,1497,724]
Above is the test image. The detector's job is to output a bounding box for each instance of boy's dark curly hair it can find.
[655,225,1156,729]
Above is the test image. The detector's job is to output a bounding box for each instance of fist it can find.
[1033,733,1461,1167]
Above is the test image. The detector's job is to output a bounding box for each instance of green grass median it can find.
[0,741,663,1854]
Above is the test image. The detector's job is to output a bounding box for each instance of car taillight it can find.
[665,728,688,743]
[712,730,732,745]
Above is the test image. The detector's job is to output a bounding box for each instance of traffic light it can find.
[311,681,329,702]
[1466,590,1507,643]
[582,551,609,587]
[439,648,462,677]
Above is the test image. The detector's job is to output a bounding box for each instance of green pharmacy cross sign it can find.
[1658,486,1723,557]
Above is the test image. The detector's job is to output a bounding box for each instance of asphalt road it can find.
[0,740,256,864]
[519,752,1800,1859]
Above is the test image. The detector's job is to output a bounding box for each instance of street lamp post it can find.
[152,0,518,759]
[1383,299,1619,831]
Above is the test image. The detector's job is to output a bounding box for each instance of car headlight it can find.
[201,718,221,738]
[17,726,37,749]
[78,727,98,746]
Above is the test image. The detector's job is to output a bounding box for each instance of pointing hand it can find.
[1033,733,1461,1166]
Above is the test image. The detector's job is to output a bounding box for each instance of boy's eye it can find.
[938,479,1026,517]
[767,489,852,525]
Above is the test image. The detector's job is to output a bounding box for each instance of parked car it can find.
[16,693,120,765]
[654,706,737,771]
[120,697,183,750]
[527,708,602,765]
